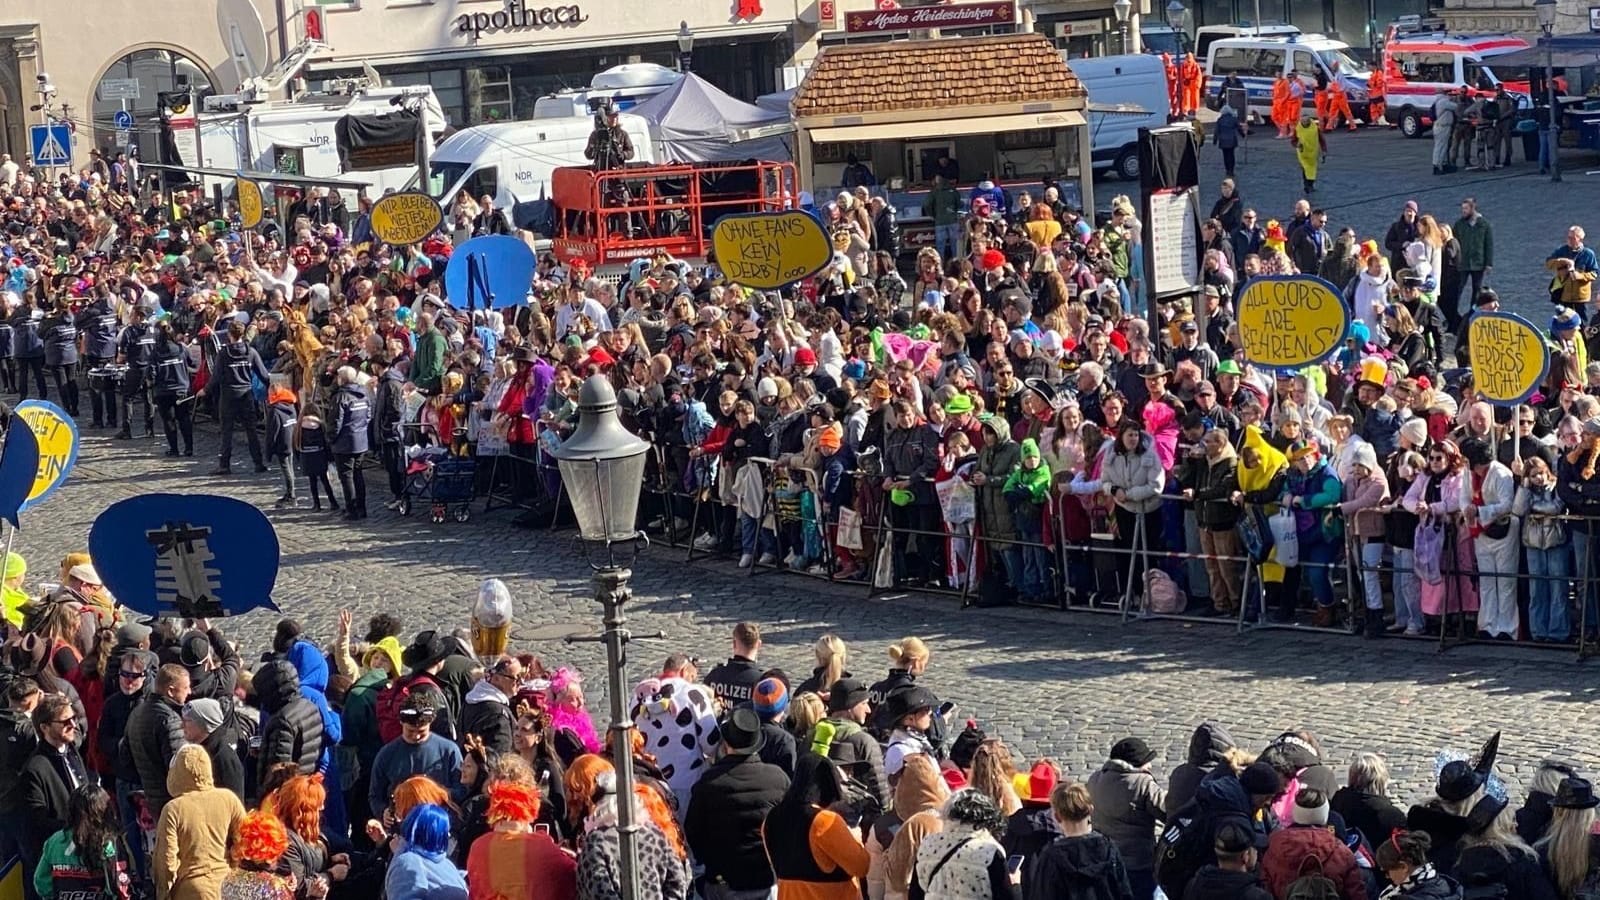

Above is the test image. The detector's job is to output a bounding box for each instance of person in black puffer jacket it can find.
[253,659,324,784]
[1024,781,1134,900]
[125,662,189,815]
[1166,722,1236,817]
[684,709,789,895]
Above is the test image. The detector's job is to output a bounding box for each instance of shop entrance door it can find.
[906,140,955,185]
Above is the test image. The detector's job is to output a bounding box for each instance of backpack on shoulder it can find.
[1285,855,1340,900]
[1153,801,1214,900]
[376,672,441,744]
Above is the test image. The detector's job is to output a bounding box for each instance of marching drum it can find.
[87,364,129,392]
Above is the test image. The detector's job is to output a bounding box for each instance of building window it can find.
[91,48,215,162]
[468,65,514,123]
[389,69,464,125]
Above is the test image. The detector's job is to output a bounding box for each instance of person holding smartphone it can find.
[465,781,576,900]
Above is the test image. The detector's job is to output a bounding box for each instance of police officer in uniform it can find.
[114,306,158,439]
[9,298,44,400]
[328,364,371,520]
[199,319,271,474]
[75,289,121,428]
[151,320,195,457]
[40,300,79,415]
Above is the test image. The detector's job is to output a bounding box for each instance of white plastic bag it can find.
[1269,508,1300,568]
[837,507,865,551]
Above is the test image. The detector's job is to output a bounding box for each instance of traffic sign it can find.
[30,123,72,167]
[113,110,134,130]
[99,78,141,101]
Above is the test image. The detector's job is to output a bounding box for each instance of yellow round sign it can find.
[1468,312,1549,405]
[238,178,264,230]
[711,211,833,290]
[1235,275,1351,369]
[370,191,444,245]
[13,400,78,512]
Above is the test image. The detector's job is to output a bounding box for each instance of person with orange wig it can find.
[221,810,295,900]
[275,774,353,900]
[466,781,576,900]
[575,771,691,900]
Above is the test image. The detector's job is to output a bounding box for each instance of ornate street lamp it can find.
[551,374,649,900]
[1535,0,1560,182]
[1113,0,1132,54]
[677,21,696,74]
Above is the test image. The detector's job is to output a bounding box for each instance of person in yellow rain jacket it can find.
[1323,81,1357,131]
[1236,426,1288,623]
[1271,75,1294,137]
[1291,114,1327,194]
[1,551,25,630]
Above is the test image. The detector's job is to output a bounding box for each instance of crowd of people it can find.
[3,576,1599,900]
[0,147,1598,649]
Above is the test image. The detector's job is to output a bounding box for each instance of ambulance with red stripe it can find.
[1379,22,1534,138]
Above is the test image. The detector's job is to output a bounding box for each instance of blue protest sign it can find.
[89,493,281,619]
[0,415,40,527]
[443,235,535,309]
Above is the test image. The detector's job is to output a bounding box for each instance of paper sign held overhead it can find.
[711,211,832,290]
[1235,275,1350,370]
[1468,312,1548,406]
[13,400,78,513]
[370,191,443,245]
[89,493,281,620]
[238,177,265,229]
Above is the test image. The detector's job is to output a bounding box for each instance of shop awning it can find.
[808,109,1086,143]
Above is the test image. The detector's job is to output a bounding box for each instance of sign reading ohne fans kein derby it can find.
[845,1,1014,33]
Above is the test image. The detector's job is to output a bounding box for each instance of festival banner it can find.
[370,191,444,245]
[13,400,78,512]
[238,177,264,229]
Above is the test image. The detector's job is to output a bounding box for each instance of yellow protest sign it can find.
[1235,275,1351,369]
[370,191,444,245]
[1468,312,1548,405]
[237,178,264,229]
[13,399,78,512]
[711,211,833,290]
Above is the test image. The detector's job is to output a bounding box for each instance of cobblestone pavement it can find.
[21,420,1600,806]
[1183,119,1600,326]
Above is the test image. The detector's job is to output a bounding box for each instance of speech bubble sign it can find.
[89,493,281,620]
[1468,312,1549,406]
[371,191,443,246]
[443,235,536,308]
[0,414,40,528]
[13,400,77,513]
[711,211,833,290]
[238,177,264,229]
[1235,275,1351,370]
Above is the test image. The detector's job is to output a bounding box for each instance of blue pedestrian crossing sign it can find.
[113,110,134,130]
[30,123,71,166]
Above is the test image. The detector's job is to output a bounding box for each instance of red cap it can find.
[795,346,817,366]
[1028,761,1059,803]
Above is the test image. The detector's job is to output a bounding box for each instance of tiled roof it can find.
[792,33,1086,119]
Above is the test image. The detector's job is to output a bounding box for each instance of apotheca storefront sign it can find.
[455,0,588,38]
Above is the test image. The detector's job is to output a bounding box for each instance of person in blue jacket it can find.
[285,639,347,839]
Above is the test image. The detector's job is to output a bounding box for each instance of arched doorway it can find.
[92,48,213,165]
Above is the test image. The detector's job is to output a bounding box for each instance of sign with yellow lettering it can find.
[13,399,78,512]
[237,178,264,230]
[1236,275,1350,369]
[1468,312,1548,405]
[711,211,833,290]
[370,191,444,246]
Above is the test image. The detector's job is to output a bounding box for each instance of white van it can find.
[531,64,681,119]
[1194,24,1300,61]
[425,114,655,230]
[1068,53,1169,180]
[1204,35,1371,122]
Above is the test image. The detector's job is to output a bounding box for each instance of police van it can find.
[1204,34,1372,122]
